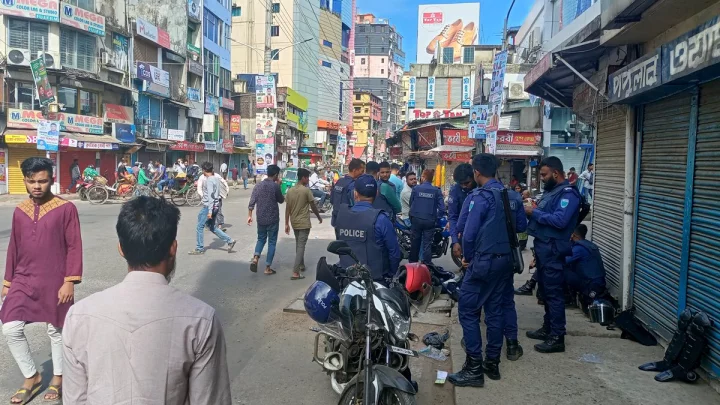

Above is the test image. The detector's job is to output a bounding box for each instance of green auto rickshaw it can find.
[281,168,298,195]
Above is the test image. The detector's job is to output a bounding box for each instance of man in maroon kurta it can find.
[0,157,83,404]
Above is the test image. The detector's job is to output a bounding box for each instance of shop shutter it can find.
[549,147,586,175]
[633,92,691,339]
[591,110,626,296]
[8,148,46,194]
[687,81,720,375]
[499,113,521,130]
[163,104,179,130]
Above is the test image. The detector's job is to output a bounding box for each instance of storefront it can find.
[136,137,175,166]
[169,141,205,165]
[4,132,48,195]
[495,131,543,190]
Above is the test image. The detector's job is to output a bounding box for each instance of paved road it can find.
[0,190,455,404]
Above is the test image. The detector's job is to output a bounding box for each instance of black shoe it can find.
[506,339,523,361]
[514,279,536,295]
[526,326,550,341]
[534,335,566,353]
[483,358,501,380]
[448,355,485,387]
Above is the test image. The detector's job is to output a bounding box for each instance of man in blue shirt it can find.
[331,158,366,239]
[525,156,581,354]
[448,154,526,387]
[409,169,446,264]
[565,223,607,308]
[335,174,401,281]
[448,163,476,261]
[389,163,404,199]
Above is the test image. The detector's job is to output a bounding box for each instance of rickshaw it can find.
[281,167,298,195]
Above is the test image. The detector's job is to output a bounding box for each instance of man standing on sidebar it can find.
[1,157,83,404]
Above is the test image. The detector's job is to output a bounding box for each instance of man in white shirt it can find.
[220,162,228,180]
[400,171,417,226]
[197,168,230,230]
[309,166,330,209]
[579,163,594,202]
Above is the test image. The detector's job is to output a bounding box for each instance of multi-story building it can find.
[400,75,410,126]
[352,91,381,158]
[353,14,405,139]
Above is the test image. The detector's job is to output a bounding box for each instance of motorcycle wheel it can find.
[338,383,416,405]
[78,187,87,201]
[87,185,109,205]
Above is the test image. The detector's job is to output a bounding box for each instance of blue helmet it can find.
[437,217,450,237]
[304,281,341,324]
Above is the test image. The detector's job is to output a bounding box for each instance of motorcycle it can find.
[76,180,94,201]
[305,241,425,405]
[311,184,333,213]
[394,216,462,268]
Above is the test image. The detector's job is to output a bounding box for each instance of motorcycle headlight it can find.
[386,304,410,341]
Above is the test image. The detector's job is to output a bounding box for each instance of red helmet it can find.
[396,263,433,310]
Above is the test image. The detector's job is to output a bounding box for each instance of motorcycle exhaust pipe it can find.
[322,352,344,371]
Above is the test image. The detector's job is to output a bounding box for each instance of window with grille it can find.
[219,68,232,98]
[64,0,94,11]
[8,19,49,60]
[271,26,279,37]
[231,6,241,16]
[442,47,453,64]
[204,50,219,95]
[57,86,98,115]
[463,47,474,64]
[61,28,97,71]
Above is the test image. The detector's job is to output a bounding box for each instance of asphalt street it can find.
[0,188,456,404]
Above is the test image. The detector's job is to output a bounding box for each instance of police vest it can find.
[448,184,472,217]
[527,183,580,242]
[335,205,389,280]
[472,188,517,256]
[331,175,354,225]
[373,180,397,216]
[410,184,439,220]
[574,239,606,280]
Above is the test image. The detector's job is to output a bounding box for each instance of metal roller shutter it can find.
[687,81,720,375]
[633,92,691,340]
[591,110,626,296]
[8,148,46,195]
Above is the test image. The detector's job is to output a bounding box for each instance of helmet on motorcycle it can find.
[304,281,341,324]
[396,263,432,308]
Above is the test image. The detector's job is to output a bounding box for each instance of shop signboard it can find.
[171,141,205,152]
[496,131,542,146]
[136,63,170,87]
[408,76,416,108]
[609,48,661,103]
[60,1,105,36]
[230,115,241,135]
[112,123,136,143]
[461,76,472,108]
[188,59,203,76]
[409,108,468,120]
[426,76,435,108]
[166,129,185,141]
[442,128,473,146]
[0,0,60,21]
[205,95,219,115]
[8,108,103,134]
[136,17,171,49]
[439,151,472,162]
[103,103,133,124]
[221,139,233,153]
[187,87,201,102]
[221,97,235,110]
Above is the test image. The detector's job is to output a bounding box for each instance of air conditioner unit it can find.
[7,48,31,66]
[102,52,114,67]
[508,82,529,100]
[195,133,205,143]
[41,52,58,69]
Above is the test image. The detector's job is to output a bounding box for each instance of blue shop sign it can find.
[662,15,720,83]
[187,87,201,102]
[608,48,661,103]
[205,95,219,115]
[114,123,136,143]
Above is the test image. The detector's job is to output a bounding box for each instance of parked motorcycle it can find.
[305,241,427,405]
[394,216,462,268]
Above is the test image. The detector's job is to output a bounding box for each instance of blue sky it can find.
[357,0,535,67]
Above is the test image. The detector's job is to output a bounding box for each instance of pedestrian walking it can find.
[1,157,83,404]
[525,156,582,354]
[197,170,229,231]
[284,168,322,280]
[248,164,285,275]
[189,162,236,255]
[241,163,249,189]
[69,158,81,193]
[231,164,239,186]
[62,196,231,405]
[220,161,228,180]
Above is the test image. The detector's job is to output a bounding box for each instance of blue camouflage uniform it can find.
[409,181,445,263]
[527,180,581,337]
[448,183,473,246]
[335,201,401,281]
[458,179,526,360]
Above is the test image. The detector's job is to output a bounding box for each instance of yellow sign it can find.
[5,134,34,144]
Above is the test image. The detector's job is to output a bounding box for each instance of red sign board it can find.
[416,126,436,148]
[497,131,542,146]
[222,139,234,153]
[422,12,443,24]
[442,129,473,147]
[170,141,205,152]
[440,151,472,162]
[230,115,241,135]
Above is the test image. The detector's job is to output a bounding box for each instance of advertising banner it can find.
[409,108,468,120]
[496,131,542,146]
[230,115,241,135]
[171,141,205,152]
[486,131,497,155]
[111,33,129,71]
[0,0,60,21]
[426,76,436,108]
[136,63,170,87]
[255,143,274,174]
[255,75,277,109]
[468,104,488,139]
[255,113,277,143]
[30,56,55,106]
[187,87,201,102]
[37,120,60,151]
[205,95,219,115]
[416,3,480,64]
[442,128,473,147]
[201,114,215,132]
[136,17,171,49]
[439,151,472,162]
[103,103,133,124]
[461,76,472,108]
[166,129,185,142]
[408,76,417,108]
[60,1,105,36]
[486,50,507,150]
[8,109,103,134]
[0,151,5,185]
[112,123,136,143]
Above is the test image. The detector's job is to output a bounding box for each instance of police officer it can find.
[448,163,476,261]
[565,224,607,308]
[525,156,581,354]
[409,169,445,264]
[335,174,402,282]
[448,154,526,387]
[330,158,366,239]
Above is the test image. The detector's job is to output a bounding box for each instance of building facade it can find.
[351,91,381,158]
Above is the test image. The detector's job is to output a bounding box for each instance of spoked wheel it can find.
[170,190,187,206]
[87,185,109,205]
[338,383,416,405]
[78,187,88,201]
[186,185,202,206]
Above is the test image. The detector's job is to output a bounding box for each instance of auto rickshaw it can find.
[280,167,298,195]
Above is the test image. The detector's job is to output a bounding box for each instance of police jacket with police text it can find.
[409,181,446,221]
[330,175,355,226]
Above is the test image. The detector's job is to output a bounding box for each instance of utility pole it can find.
[264,0,273,75]
[502,0,516,51]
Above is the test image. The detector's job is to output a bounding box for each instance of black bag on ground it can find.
[615,309,658,346]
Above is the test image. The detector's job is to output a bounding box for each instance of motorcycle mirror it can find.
[327,241,359,263]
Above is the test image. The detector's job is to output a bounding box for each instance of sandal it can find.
[10,383,41,404]
[43,385,62,403]
[291,274,305,280]
[264,268,277,275]
[250,257,259,273]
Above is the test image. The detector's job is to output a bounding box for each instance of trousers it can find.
[196,205,233,251]
[409,217,435,264]
[2,321,63,378]
[535,240,567,336]
[293,229,310,272]
[255,222,279,266]
[503,271,518,340]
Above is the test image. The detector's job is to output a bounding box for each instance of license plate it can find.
[388,345,418,357]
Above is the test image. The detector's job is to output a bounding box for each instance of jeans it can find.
[215,199,225,225]
[157,178,170,192]
[196,205,233,251]
[311,188,326,205]
[255,222,279,266]
[69,176,79,193]
[2,321,63,377]
[243,178,248,189]
[293,229,310,272]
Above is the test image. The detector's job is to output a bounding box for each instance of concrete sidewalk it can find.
[449,270,720,404]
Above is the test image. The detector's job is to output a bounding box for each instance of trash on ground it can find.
[422,330,450,350]
[419,346,448,361]
[579,353,603,364]
[435,370,448,384]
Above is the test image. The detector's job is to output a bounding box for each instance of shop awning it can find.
[430,145,474,152]
[62,133,118,144]
[495,145,544,157]
[136,136,176,145]
[164,99,190,109]
[234,147,252,154]
[523,39,606,107]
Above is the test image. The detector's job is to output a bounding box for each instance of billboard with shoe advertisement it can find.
[416,3,480,64]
